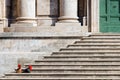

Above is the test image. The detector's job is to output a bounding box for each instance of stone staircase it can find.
[1,33,120,80]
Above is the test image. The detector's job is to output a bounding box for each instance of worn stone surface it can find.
[37,0,58,16]
[0,32,90,76]
[0,39,79,52]
[5,26,89,34]
[0,32,90,37]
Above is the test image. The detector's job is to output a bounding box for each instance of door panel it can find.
[100,0,120,32]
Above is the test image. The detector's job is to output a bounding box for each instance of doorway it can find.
[100,0,120,32]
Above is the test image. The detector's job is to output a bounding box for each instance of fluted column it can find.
[17,0,37,26]
[58,0,79,23]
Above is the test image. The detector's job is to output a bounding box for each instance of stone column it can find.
[0,0,7,32]
[0,1,2,19]
[58,0,79,23]
[17,0,37,26]
[55,0,83,35]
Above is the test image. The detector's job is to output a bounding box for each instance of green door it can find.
[100,0,120,32]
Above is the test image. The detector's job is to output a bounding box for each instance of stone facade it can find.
[0,0,99,76]
[0,0,99,33]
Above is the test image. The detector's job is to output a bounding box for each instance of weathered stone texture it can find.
[0,39,76,52]
[37,0,58,16]
[0,32,90,53]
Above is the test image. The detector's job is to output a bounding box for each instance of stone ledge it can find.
[0,32,91,38]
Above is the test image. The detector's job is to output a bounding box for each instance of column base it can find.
[16,17,37,26]
[37,16,58,26]
[56,22,81,27]
[55,23,82,33]
[58,16,79,23]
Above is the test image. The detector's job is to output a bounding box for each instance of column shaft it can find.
[0,0,6,32]
[59,0,79,22]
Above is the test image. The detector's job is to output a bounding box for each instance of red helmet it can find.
[18,64,21,68]
[28,65,32,71]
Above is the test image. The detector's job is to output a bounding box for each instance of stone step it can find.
[52,52,120,55]
[90,35,120,37]
[22,65,120,69]
[29,70,115,73]
[52,52,120,56]
[31,68,120,71]
[43,56,120,60]
[1,78,120,80]
[35,59,120,63]
[44,55,120,58]
[5,73,120,78]
[60,48,120,51]
[89,36,120,38]
[69,44,120,47]
[74,43,120,45]
[26,62,120,67]
[25,63,120,66]
[79,39,120,41]
[24,64,120,70]
[60,49,120,52]
[91,33,120,36]
[43,58,120,61]
[74,40,120,43]
[34,62,120,66]
[4,76,120,79]
[68,46,120,48]
[43,57,120,60]
[23,68,120,74]
[82,37,120,40]
[5,73,120,76]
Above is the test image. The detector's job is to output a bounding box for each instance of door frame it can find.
[90,0,100,33]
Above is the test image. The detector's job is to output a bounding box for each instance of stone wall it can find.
[0,38,77,52]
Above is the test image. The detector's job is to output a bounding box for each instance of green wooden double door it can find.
[100,0,120,32]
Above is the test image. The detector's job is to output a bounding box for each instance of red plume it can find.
[28,65,32,71]
[18,64,21,68]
